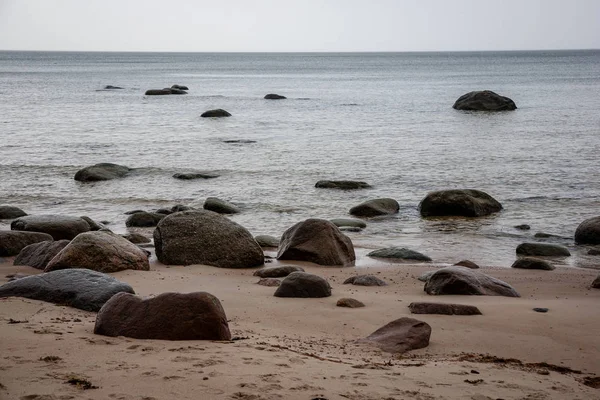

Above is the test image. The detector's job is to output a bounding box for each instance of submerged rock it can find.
[516,243,570,257]
[575,216,600,245]
[424,266,520,297]
[452,90,517,111]
[203,197,240,214]
[315,180,371,190]
[11,215,90,240]
[274,272,331,298]
[104,85,124,90]
[264,93,286,100]
[74,163,131,182]
[343,275,387,286]
[368,247,431,262]
[0,231,54,257]
[514,224,531,230]
[358,317,431,354]
[201,109,231,118]
[419,189,502,217]
[253,265,304,278]
[145,88,187,95]
[13,240,69,270]
[0,205,27,219]
[408,302,482,315]
[349,198,399,217]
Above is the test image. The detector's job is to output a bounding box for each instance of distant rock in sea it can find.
[74,163,131,182]
[201,109,232,117]
[264,93,286,100]
[349,198,399,217]
[104,85,123,90]
[453,90,517,111]
[315,180,371,190]
[0,205,27,219]
[145,88,187,95]
[171,84,189,90]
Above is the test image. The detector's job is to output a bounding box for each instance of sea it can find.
[1,50,599,269]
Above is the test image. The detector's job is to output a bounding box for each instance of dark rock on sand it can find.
[0,269,134,312]
[337,298,365,308]
[203,197,241,214]
[171,84,189,90]
[264,93,286,100]
[419,189,502,217]
[254,235,279,248]
[0,205,27,219]
[533,308,549,313]
[424,266,520,297]
[454,260,480,269]
[368,247,431,262]
[452,90,517,111]
[201,109,231,118]
[358,317,431,354]
[173,172,219,180]
[253,265,304,278]
[343,275,387,286]
[94,291,231,340]
[511,257,555,271]
[257,278,281,287]
[408,302,482,315]
[74,163,131,182]
[153,210,264,268]
[514,224,531,230]
[125,211,165,227]
[11,215,91,240]
[274,272,331,298]
[277,218,355,266]
[315,180,371,190]
[45,231,149,273]
[330,218,367,229]
[121,232,151,244]
[592,275,600,289]
[13,240,69,270]
[575,216,600,245]
[349,198,399,217]
[516,243,570,257]
[0,231,54,256]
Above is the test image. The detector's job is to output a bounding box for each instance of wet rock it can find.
[588,249,600,256]
[277,218,355,266]
[511,257,555,271]
[575,216,600,245]
[337,298,365,308]
[514,224,531,230]
[274,272,331,298]
[173,172,219,180]
[0,205,27,219]
[368,247,431,262]
[74,163,131,182]
[94,291,231,340]
[454,260,480,269]
[0,269,134,311]
[124,209,145,215]
[339,226,362,232]
[171,84,189,90]
[257,278,281,287]
[533,307,549,313]
[254,235,279,248]
[0,231,53,256]
[154,208,173,215]
[264,93,286,100]
[349,198,399,217]
[125,211,165,227]
[6,272,30,281]
[45,231,150,273]
[203,197,240,214]
[104,85,123,89]
[154,210,264,268]
[408,302,482,315]
[171,204,194,213]
[145,88,187,95]
[121,232,151,244]
[591,275,600,289]
[330,218,367,229]
[343,275,387,286]
[253,265,304,278]
[516,243,570,257]
[201,109,231,117]
[80,216,109,231]
[452,90,517,111]
[315,180,371,190]
[419,189,502,217]
[13,240,70,270]
[11,215,91,240]
[424,266,520,297]
[358,317,431,354]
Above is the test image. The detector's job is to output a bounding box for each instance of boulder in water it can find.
[574,216,600,245]
[419,189,502,217]
[254,235,279,248]
[274,272,331,298]
[74,163,131,182]
[171,84,189,90]
[11,215,91,240]
[349,198,399,217]
[0,231,54,257]
[515,243,570,257]
[453,90,517,111]
[14,240,70,270]
[330,218,367,229]
[173,172,219,180]
[264,93,286,100]
[201,109,231,118]
[203,197,240,214]
[315,180,371,190]
[104,85,123,90]
[0,205,27,219]
[424,266,520,297]
[358,317,431,354]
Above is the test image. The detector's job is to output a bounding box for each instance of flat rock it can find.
[11,215,91,240]
[173,172,219,180]
[125,211,165,227]
[0,231,54,256]
[357,317,431,354]
[329,218,367,229]
[254,235,279,248]
[511,257,555,271]
[419,189,502,217]
[516,243,570,257]
[145,88,187,95]
[452,90,517,111]
[368,247,431,262]
[203,197,240,214]
[0,205,27,219]
[0,269,134,311]
[253,265,305,278]
[94,291,231,340]
[264,93,286,100]
[575,216,600,245]
[349,198,399,217]
[408,302,482,315]
[424,266,520,297]
[315,180,371,190]
[343,275,387,286]
[201,109,231,118]
[257,278,281,287]
[274,272,331,298]
[13,240,70,270]
[74,163,131,182]
[337,298,365,308]
[454,260,480,269]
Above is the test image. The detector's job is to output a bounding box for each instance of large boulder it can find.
[452,90,517,111]
[315,180,371,190]
[125,211,165,227]
[201,109,231,118]
[45,231,149,273]
[203,197,240,214]
[424,266,520,297]
[343,275,387,286]
[153,210,264,268]
[74,163,131,182]
[419,189,502,217]
[0,231,54,256]
[277,219,355,266]
[0,205,27,219]
[274,272,331,298]
[94,292,231,340]
[11,215,91,240]
[408,302,481,315]
[253,265,304,278]
[349,198,399,217]
[264,93,286,100]
[516,243,570,257]
[511,257,555,271]
[367,247,431,262]
[13,240,70,270]
[574,216,600,245]
[0,269,134,312]
[358,317,431,354]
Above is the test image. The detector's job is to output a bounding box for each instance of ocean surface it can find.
[1,50,599,269]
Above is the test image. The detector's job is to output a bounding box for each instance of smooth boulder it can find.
[0,269,134,312]
[74,163,131,182]
[264,93,286,100]
[516,243,570,257]
[153,210,264,268]
[253,265,304,278]
[358,317,431,354]
[125,211,165,227]
[121,232,151,244]
[408,302,482,315]
[315,180,371,190]
[277,218,355,266]
[13,240,70,270]
[419,189,502,217]
[11,215,91,240]
[254,235,279,248]
[94,292,231,340]
[574,216,600,245]
[0,231,53,256]
[511,257,555,271]
[274,272,331,298]
[368,247,431,262]
[0,205,27,219]
[343,275,387,286]
[201,109,231,118]
[425,266,520,297]
[349,198,399,217]
[203,197,240,214]
[452,90,517,111]
[45,231,149,273]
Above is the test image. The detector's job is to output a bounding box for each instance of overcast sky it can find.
[0,0,598,52]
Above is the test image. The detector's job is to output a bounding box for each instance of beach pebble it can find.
[254,235,280,248]
[511,257,555,271]
[424,266,520,297]
[125,211,165,227]
[315,180,371,190]
[343,275,387,286]
[419,189,502,218]
[408,302,482,315]
[0,205,27,219]
[336,298,365,308]
[253,265,304,278]
[274,272,331,298]
[74,162,131,182]
[0,231,54,257]
[13,240,69,270]
[264,93,286,99]
[358,317,431,354]
[203,197,240,214]
[11,215,91,241]
[367,247,431,262]
[349,198,399,217]
[454,260,480,269]
[257,278,281,287]
[201,109,231,117]
[516,243,570,257]
[575,216,600,245]
[452,90,517,111]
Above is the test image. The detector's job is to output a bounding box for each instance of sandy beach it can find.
[1,253,599,400]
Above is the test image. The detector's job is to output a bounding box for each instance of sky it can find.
[0,0,599,52]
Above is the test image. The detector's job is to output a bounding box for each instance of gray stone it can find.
[330,218,367,229]
[575,216,600,245]
[74,163,131,182]
[11,215,91,240]
[343,275,387,286]
[336,298,365,308]
[0,231,54,256]
[368,247,431,262]
[511,257,555,271]
[125,211,165,227]
[419,189,502,217]
[13,240,70,270]
[203,197,240,214]
[264,93,286,100]
[201,109,231,117]
[408,302,482,315]
[253,265,305,278]
[254,235,279,248]
[315,180,371,190]
[424,266,520,297]
[452,90,517,111]
[274,272,331,298]
[516,243,570,257]
[358,317,431,354]
[349,198,399,217]
[0,205,27,219]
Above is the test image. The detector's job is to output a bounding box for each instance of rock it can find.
[452,90,517,111]
[171,204,194,213]
[104,85,123,89]
[145,89,172,95]
[74,163,131,182]
[424,266,520,297]
[511,257,555,271]
[277,218,355,266]
[154,208,173,215]
[254,235,279,248]
[125,211,165,227]
[45,231,149,273]
[533,232,564,239]
[13,240,70,270]
[418,271,436,282]
[173,172,219,180]
[336,298,365,308]
[358,317,431,354]
[588,249,600,256]
[343,275,387,286]
[203,197,240,214]
[94,292,231,340]
[153,210,264,268]
[315,180,371,190]
[201,109,231,118]
[222,139,257,144]
[408,302,482,315]
[253,265,304,278]
[349,198,399,217]
[0,269,134,311]
[514,224,531,230]
[80,216,108,231]
[419,189,502,217]
[339,226,362,232]
[533,308,549,313]
[592,275,600,289]
[0,205,27,219]
[121,233,151,244]
[171,84,189,90]
[274,272,331,298]
[264,93,286,100]
[0,231,54,256]
[574,216,600,245]
[11,215,91,240]
[515,243,570,257]
[330,218,367,229]
[454,260,480,269]
[367,247,431,262]
[257,278,281,287]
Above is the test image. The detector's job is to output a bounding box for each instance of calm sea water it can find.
[1,51,599,269]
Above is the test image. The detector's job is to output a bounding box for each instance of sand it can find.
[1,254,599,400]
